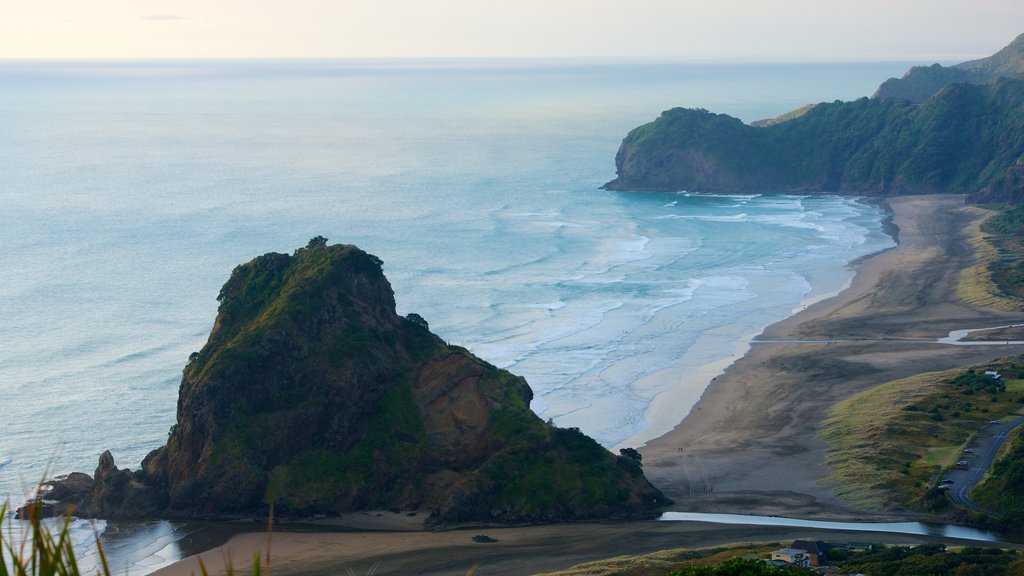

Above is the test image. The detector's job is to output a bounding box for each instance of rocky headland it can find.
[605,34,1024,205]
[30,238,669,526]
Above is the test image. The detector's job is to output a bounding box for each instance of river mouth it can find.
[659,511,1020,544]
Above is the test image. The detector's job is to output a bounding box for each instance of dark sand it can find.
[152,519,1022,576]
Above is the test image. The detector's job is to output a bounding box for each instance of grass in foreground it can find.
[0,501,270,576]
[0,502,111,576]
[820,360,1024,511]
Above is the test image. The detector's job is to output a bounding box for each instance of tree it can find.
[619,447,643,463]
[405,313,429,330]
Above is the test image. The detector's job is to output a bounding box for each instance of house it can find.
[771,548,810,568]
[791,540,832,566]
[985,370,1002,380]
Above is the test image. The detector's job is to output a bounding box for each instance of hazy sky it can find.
[3,0,1022,60]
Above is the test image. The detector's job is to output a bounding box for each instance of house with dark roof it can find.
[791,540,832,566]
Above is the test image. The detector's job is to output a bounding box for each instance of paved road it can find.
[942,414,1024,516]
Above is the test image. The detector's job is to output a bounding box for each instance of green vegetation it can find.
[542,542,1024,576]
[0,501,268,576]
[0,503,112,576]
[957,206,1024,312]
[821,361,1024,510]
[876,32,1024,103]
[978,206,1024,301]
[749,104,816,127]
[836,544,1024,576]
[78,238,670,524]
[665,558,794,575]
[534,544,781,576]
[607,78,1024,204]
[874,63,976,103]
[971,428,1024,524]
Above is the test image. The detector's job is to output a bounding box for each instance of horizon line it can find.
[0,53,980,65]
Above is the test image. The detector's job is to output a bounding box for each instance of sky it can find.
[2,0,1022,61]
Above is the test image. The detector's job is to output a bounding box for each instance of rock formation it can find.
[31,238,670,526]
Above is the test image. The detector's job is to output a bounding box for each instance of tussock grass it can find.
[957,206,1024,311]
[821,363,1024,511]
[821,371,958,510]
[0,502,112,576]
[533,544,776,576]
[0,502,273,576]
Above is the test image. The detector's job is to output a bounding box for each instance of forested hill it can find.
[875,32,1024,103]
[605,77,1024,204]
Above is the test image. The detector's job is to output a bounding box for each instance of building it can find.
[771,548,810,568]
[791,540,832,566]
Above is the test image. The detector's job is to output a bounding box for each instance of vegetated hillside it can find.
[979,206,1024,301]
[874,63,976,103]
[749,103,816,127]
[820,360,1024,512]
[875,32,1024,103]
[971,430,1024,524]
[539,543,1024,576]
[605,78,1024,204]
[36,238,670,526]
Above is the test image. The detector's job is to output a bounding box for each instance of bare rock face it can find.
[36,239,670,525]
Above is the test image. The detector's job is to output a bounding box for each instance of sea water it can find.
[0,60,910,517]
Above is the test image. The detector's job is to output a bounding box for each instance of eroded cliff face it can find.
[33,239,670,525]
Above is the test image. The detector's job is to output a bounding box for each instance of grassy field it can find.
[820,361,1024,511]
[957,206,1024,312]
[533,543,778,576]
[958,203,1024,312]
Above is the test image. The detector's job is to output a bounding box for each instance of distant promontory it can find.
[605,34,1024,205]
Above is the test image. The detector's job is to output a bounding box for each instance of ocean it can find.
[0,58,908,570]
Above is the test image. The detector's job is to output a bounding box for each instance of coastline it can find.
[617,195,895,451]
[150,193,1024,575]
[642,194,1024,517]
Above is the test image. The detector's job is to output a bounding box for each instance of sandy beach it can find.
[153,194,1024,575]
[643,194,1024,516]
[151,519,1021,576]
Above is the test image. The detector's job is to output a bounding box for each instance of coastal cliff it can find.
[606,33,1024,202]
[605,78,1024,203]
[35,238,670,525]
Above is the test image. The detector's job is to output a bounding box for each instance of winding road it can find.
[943,415,1024,516]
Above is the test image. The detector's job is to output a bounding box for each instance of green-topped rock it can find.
[36,238,670,526]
